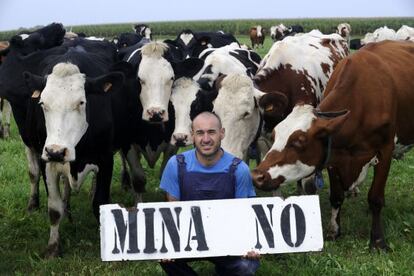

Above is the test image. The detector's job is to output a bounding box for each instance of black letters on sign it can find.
[280,204,306,247]
[159,207,182,253]
[185,206,209,252]
[111,209,139,254]
[252,204,275,249]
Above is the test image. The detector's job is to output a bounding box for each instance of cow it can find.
[336,23,351,45]
[114,32,145,49]
[250,25,265,49]
[350,38,363,50]
[396,25,414,41]
[121,41,204,180]
[270,24,304,42]
[133,23,152,40]
[0,23,66,212]
[252,30,349,193]
[169,44,262,160]
[252,40,414,250]
[22,37,138,257]
[361,26,396,45]
[164,29,239,59]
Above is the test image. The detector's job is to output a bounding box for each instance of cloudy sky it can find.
[0,0,413,31]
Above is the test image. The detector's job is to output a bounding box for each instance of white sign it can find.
[100,196,323,261]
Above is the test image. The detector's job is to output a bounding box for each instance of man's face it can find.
[192,114,225,158]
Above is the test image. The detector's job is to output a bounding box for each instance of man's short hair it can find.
[191,111,222,130]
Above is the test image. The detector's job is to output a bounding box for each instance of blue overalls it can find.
[160,154,260,276]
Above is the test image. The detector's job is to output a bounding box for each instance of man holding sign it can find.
[159,112,260,275]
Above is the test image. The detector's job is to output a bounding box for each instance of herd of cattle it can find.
[0,21,413,258]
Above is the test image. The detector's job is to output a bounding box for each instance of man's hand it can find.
[243,250,261,260]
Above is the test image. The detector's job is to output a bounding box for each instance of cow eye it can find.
[79,101,85,106]
[243,111,251,118]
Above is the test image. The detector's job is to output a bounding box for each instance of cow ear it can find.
[86,72,125,94]
[313,110,350,138]
[23,71,45,96]
[197,36,211,46]
[258,91,289,117]
[111,61,135,78]
[172,58,204,79]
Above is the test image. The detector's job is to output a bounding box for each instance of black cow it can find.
[114,32,145,49]
[350,38,363,50]
[0,23,66,212]
[165,29,239,58]
[22,37,141,258]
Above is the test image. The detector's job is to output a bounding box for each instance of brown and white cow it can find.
[250,25,265,49]
[253,30,349,157]
[252,40,414,249]
[336,23,351,45]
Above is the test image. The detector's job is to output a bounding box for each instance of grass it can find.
[0,31,413,275]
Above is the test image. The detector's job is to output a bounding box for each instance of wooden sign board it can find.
[100,196,323,261]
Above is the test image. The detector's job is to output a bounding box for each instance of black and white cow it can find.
[133,23,152,40]
[270,24,304,42]
[0,23,66,212]
[22,37,137,257]
[165,29,240,59]
[168,44,263,159]
[122,41,203,176]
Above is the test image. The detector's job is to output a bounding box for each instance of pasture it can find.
[0,19,414,275]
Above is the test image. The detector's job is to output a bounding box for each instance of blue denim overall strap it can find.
[176,154,241,201]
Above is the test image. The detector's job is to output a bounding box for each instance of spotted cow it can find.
[336,23,351,45]
[252,40,414,249]
[250,25,265,49]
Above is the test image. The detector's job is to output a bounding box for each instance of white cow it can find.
[396,25,414,41]
[361,26,397,45]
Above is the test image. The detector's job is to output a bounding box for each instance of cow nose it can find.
[45,146,67,162]
[147,108,166,122]
[251,169,265,187]
[173,133,188,147]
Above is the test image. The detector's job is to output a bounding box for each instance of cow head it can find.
[251,104,349,191]
[134,41,202,122]
[170,78,200,147]
[212,74,264,158]
[336,23,351,39]
[9,23,65,55]
[24,63,123,163]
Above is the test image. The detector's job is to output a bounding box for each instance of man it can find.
[159,111,260,275]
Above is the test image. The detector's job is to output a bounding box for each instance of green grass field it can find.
[0,22,414,274]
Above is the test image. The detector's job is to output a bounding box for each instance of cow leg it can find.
[62,176,72,223]
[44,163,64,258]
[119,151,131,191]
[326,167,345,240]
[25,146,41,212]
[2,99,11,138]
[92,155,113,219]
[126,145,147,204]
[159,143,178,178]
[368,145,393,250]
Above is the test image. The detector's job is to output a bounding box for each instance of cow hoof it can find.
[27,196,40,212]
[326,230,340,241]
[370,238,389,251]
[44,243,61,259]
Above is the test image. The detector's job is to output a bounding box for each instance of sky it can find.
[0,0,413,31]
